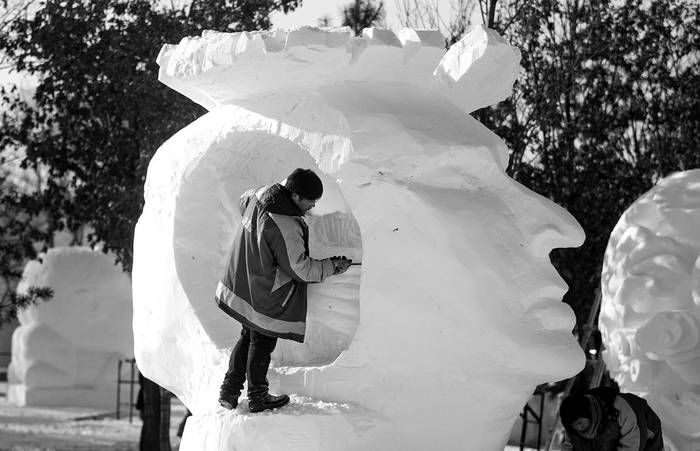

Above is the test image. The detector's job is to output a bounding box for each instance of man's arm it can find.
[616,397,641,450]
[560,432,574,451]
[265,214,335,283]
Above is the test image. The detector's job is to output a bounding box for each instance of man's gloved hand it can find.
[330,256,352,275]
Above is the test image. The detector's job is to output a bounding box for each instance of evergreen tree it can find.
[481,0,700,323]
[398,0,700,327]
[0,0,301,447]
[0,0,302,273]
[0,285,53,327]
[341,0,384,36]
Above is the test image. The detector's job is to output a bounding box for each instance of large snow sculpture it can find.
[600,170,700,451]
[7,247,133,408]
[133,25,586,450]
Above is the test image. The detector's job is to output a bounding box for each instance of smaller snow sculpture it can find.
[600,169,700,451]
[7,247,133,408]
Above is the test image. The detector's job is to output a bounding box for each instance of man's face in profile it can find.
[292,192,317,214]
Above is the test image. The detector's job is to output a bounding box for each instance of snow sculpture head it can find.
[8,247,133,408]
[133,26,585,450]
[600,170,700,451]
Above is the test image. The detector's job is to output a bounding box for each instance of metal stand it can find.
[0,351,10,382]
[116,358,139,422]
[519,385,546,450]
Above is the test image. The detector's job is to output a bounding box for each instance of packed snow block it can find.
[157,24,516,119]
[179,395,389,451]
[7,247,133,408]
[136,25,586,450]
[600,169,700,451]
[433,25,522,114]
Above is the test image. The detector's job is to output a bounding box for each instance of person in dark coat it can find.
[560,387,664,451]
[216,168,352,413]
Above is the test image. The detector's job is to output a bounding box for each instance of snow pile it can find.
[7,247,133,408]
[600,169,700,451]
[134,25,585,450]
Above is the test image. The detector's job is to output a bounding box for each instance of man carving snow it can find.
[559,387,664,451]
[215,168,352,413]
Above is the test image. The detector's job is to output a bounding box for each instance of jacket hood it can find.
[260,184,304,216]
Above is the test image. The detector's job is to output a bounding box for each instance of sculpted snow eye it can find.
[133,25,586,450]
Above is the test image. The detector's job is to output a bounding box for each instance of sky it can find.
[270,0,460,31]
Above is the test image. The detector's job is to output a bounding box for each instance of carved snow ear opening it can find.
[171,130,361,364]
[273,211,362,367]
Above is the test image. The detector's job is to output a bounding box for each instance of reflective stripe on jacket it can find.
[215,184,335,342]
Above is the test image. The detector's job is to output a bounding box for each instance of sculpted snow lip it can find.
[518,278,575,332]
[523,297,577,332]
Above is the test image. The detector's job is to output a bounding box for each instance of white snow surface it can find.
[157,24,520,124]
[600,169,700,451]
[8,247,133,409]
[134,26,586,450]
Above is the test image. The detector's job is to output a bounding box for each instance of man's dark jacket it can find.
[215,184,334,342]
[563,388,664,451]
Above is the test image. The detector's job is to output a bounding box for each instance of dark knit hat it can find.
[560,394,604,438]
[560,395,593,426]
[285,168,323,200]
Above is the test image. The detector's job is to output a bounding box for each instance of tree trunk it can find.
[488,0,497,28]
[139,375,171,451]
[160,387,172,449]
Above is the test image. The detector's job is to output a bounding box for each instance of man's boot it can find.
[248,390,290,413]
[218,375,240,410]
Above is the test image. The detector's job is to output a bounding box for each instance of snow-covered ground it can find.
[0,382,186,450]
[1,381,538,450]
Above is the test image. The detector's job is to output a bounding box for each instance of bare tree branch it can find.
[395,0,477,44]
[0,0,38,34]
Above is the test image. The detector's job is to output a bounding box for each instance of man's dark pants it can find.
[223,326,278,399]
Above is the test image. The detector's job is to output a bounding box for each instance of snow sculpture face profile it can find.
[8,247,133,408]
[133,26,585,450]
[600,170,700,451]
